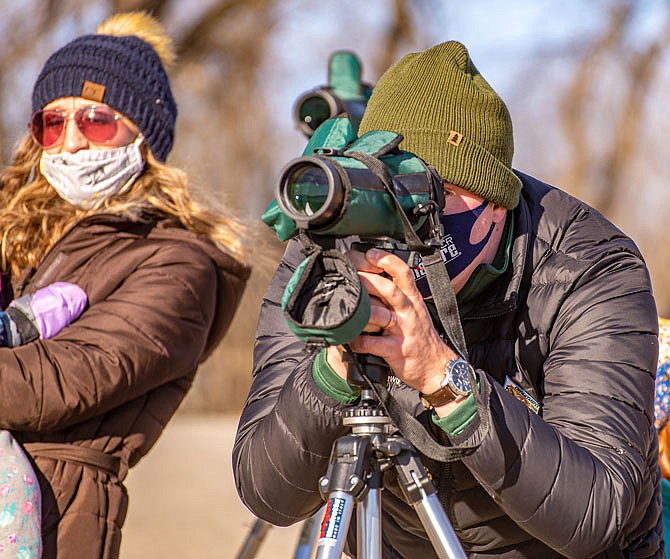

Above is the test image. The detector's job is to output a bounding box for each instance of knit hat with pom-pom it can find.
[31,13,177,161]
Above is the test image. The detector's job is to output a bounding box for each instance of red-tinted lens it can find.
[30,110,66,148]
[29,106,119,148]
[75,106,118,144]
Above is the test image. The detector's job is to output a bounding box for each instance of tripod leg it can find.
[315,435,371,559]
[390,441,467,559]
[315,491,356,559]
[293,508,323,559]
[234,517,272,559]
[357,465,384,559]
[357,487,382,559]
[413,490,466,559]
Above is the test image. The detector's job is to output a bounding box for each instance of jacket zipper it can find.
[463,300,517,321]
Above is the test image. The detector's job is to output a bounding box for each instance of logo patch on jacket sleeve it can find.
[504,376,540,414]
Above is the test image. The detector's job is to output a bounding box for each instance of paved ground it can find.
[121,414,305,559]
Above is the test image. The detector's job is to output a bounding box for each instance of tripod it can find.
[313,353,466,559]
[234,356,467,559]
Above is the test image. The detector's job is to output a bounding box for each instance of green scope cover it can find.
[262,115,436,241]
[281,247,371,348]
[268,114,439,347]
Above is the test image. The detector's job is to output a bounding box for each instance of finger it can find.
[381,310,397,331]
[359,270,412,312]
[345,250,385,273]
[365,249,422,299]
[348,332,398,356]
[363,299,395,332]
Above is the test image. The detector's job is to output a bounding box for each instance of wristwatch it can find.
[420,356,473,409]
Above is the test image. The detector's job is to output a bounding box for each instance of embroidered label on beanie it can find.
[447,130,463,146]
[81,81,106,102]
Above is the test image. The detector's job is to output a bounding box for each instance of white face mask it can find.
[39,135,145,209]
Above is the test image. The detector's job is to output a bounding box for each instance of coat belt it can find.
[23,442,127,481]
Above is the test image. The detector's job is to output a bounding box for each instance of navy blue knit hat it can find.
[31,33,177,161]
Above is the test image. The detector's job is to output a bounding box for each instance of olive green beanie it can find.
[358,41,522,209]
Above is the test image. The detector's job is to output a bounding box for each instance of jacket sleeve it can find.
[233,238,351,526]
[0,242,220,432]
[456,248,659,558]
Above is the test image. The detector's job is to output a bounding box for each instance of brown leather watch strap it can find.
[420,384,459,409]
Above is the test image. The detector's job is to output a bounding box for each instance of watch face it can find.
[449,359,472,395]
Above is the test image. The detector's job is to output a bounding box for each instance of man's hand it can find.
[326,248,457,397]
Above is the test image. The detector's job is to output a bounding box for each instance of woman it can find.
[0,11,249,558]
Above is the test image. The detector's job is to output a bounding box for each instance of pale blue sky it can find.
[260,0,668,165]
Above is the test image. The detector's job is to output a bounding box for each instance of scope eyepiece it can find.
[276,156,347,231]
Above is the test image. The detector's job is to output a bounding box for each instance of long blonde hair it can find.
[0,134,248,276]
[0,12,248,277]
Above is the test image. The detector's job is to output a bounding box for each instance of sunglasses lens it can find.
[77,107,118,143]
[31,111,66,148]
[30,106,120,148]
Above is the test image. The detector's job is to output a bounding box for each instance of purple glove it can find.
[5,282,88,344]
[24,282,87,339]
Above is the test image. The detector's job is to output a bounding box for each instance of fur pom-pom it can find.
[96,12,176,69]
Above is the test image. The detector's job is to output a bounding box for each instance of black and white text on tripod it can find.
[320,497,347,539]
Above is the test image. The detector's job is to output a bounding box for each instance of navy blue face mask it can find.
[412,201,494,298]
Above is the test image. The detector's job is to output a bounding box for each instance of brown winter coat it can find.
[3,214,249,558]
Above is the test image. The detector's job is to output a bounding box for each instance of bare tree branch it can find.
[371,0,414,75]
[177,0,266,60]
[559,1,632,202]
[3,0,667,408]
[598,35,667,214]
[111,0,171,16]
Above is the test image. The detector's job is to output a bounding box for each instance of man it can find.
[234,41,662,558]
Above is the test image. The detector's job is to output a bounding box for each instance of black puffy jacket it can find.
[234,172,662,558]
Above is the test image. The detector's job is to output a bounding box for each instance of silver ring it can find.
[383,311,397,330]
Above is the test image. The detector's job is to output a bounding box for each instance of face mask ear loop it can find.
[117,134,147,196]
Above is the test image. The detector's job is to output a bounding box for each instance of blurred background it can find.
[1,0,669,413]
[1,0,669,556]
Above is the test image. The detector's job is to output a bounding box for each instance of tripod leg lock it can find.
[390,445,438,505]
[319,435,371,501]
